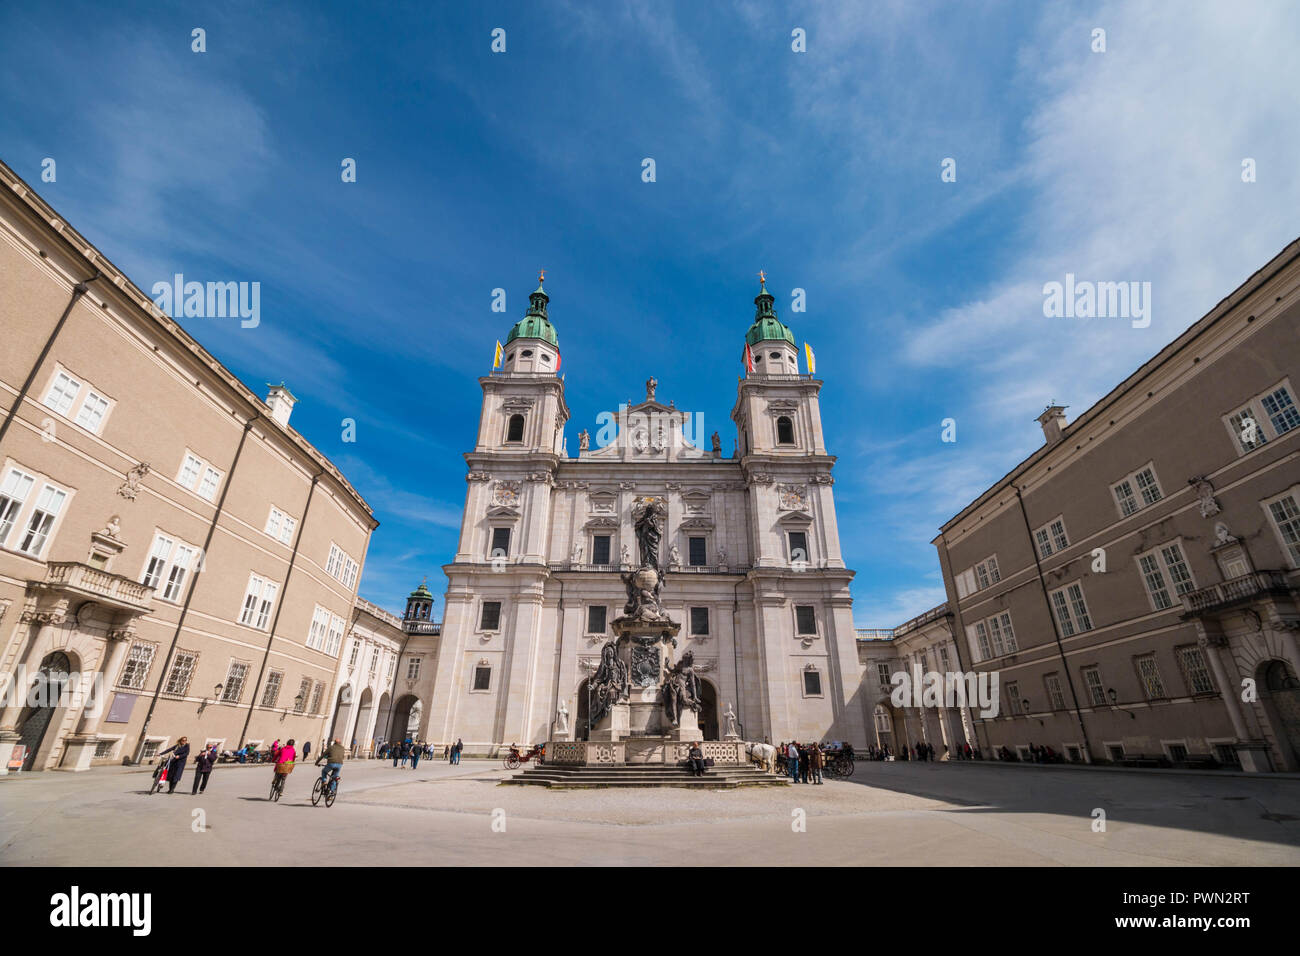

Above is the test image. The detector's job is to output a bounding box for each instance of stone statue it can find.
[669,543,682,568]
[589,641,629,727]
[621,543,630,565]
[1189,476,1220,518]
[662,651,702,727]
[723,701,738,737]
[99,515,122,538]
[579,429,590,451]
[571,542,583,564]
[711,431,721,454]
[621,564,669,622]
[556,699,569,734]
[1213,521,1237,546]
[646,377,657,401]
[717,545,727,567]
[632,496,668,568]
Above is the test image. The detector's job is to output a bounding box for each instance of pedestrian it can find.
[786,740,800,783]
[191,744,216,795]
[800,743,811,784]
[410,741,421,769]
[444,743,450,761]
[687,741,706,776]
[302,739,311,763]
[810,744,823,784]
[453,738,463,764]
[391,740,401,767]
[157,737,191,794]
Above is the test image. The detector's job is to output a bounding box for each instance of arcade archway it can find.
[17,652,72,771]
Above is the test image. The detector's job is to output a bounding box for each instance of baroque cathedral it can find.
[412,277,868,753]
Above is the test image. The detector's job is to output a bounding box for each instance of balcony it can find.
[855,628,895,642]
[1181,570,1295,616]
[33,562,154,613]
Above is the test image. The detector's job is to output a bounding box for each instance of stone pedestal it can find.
[589,701,629,742]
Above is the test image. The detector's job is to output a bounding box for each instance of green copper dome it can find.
[408,582,434,601]
[506,282,559,347]
[744,280,795,346]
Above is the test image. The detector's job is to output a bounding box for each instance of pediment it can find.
[485,505,521,520]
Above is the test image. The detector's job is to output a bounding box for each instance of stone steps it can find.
[502,763,790,789]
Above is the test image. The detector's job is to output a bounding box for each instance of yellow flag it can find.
[804,342,816,375]
[493,340,503,369]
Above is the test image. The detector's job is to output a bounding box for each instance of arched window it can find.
[776,416,795,445]
[506,414,525,442]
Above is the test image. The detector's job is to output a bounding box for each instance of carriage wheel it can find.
[841,756,855,776]
[505,755,520,770]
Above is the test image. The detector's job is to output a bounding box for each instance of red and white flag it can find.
[743,342,755,373]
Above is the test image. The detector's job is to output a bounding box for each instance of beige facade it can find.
[0,162,377,772]
[910,238,1300,772]
[324,594,440,755]
[412,281,868,754]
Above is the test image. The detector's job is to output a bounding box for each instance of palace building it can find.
[0,161,376,772]
[864,238,1300,773]
[410,277,869,754]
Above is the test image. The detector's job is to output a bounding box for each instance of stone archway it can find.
[391,694,422,741]
[872,702,897,754]
[1258,659,1300,771]
[695,678,720,740]
[17,652,73,771]
[575,679,590,740]
[353,688,374,749]
[329,685,354,744]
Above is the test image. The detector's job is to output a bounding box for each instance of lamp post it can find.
[198,683,224,716]
[1107,687,1137,719]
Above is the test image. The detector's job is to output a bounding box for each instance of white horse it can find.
[746,742,777,773]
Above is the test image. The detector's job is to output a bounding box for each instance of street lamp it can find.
[198,683,224,716]
[1107,687,1136,719]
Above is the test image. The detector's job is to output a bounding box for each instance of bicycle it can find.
[150,758,170,795]
[269,769,288,802]
[311,767,340,807]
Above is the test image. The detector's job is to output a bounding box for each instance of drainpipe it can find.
[1011,482,1094,761]
[238,472,322,747]
[0,273,100,453]
[132,418,255,763]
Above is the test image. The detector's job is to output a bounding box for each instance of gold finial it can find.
[758,269,767,286]
[538,269,545,285]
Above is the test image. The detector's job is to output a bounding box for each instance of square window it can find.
[688,537,707,566]
[587,605,607,634]
[198,466,221,501]
[788,531,808,563]
[164,651,198,697]
[591,534,611,566]
[0,468,35,546]
[178,454,203,490]
[795,605,816,635]
[75,391,110,432]
[118,643,156,690]
[18,483,67,556]
[222,661,249,702]
[1136,654,1165,699]
[43,371,82,416]
[1082,666,1105,706]
[1266,493,1300,567]
[1261,386,1300,436]
[473,665,491,691]
[480,601,501,631]
[490,527,511,558]
[803,670,822,696]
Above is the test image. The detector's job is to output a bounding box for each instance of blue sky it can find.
[4,1,1299,624]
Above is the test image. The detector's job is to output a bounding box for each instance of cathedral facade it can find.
[417,279,868,754]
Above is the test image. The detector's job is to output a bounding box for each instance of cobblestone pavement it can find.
[2,758,1298,866]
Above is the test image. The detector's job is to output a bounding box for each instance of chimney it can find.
[265,383,297,428]
[1036,405,1068,446]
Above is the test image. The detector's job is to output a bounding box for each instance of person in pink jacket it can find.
[272,738,297,787]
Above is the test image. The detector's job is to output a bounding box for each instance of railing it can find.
[855,628,895,641]
[403,621,440,635]
[355,596,403,628]
[1181,570,1294,615]
[42,562,153,609]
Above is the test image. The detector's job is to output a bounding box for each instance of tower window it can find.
[769,352,781,360]
[788,531,808,563]
[688,537,707,566]
[521,349,534,357]
[480,601,501,631]
[587,606,607,634]
[490,527,511,558]
[803,670,823,696]
[591,535,611,566]
[473,665,492,691]
[506,414,525,442]
[795,605,817,635]
[777,416,795,445]
[506,352,514,363]
[541,353,551,363]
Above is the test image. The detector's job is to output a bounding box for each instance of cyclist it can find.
[315,737,345,789]
[272,738,297,790]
